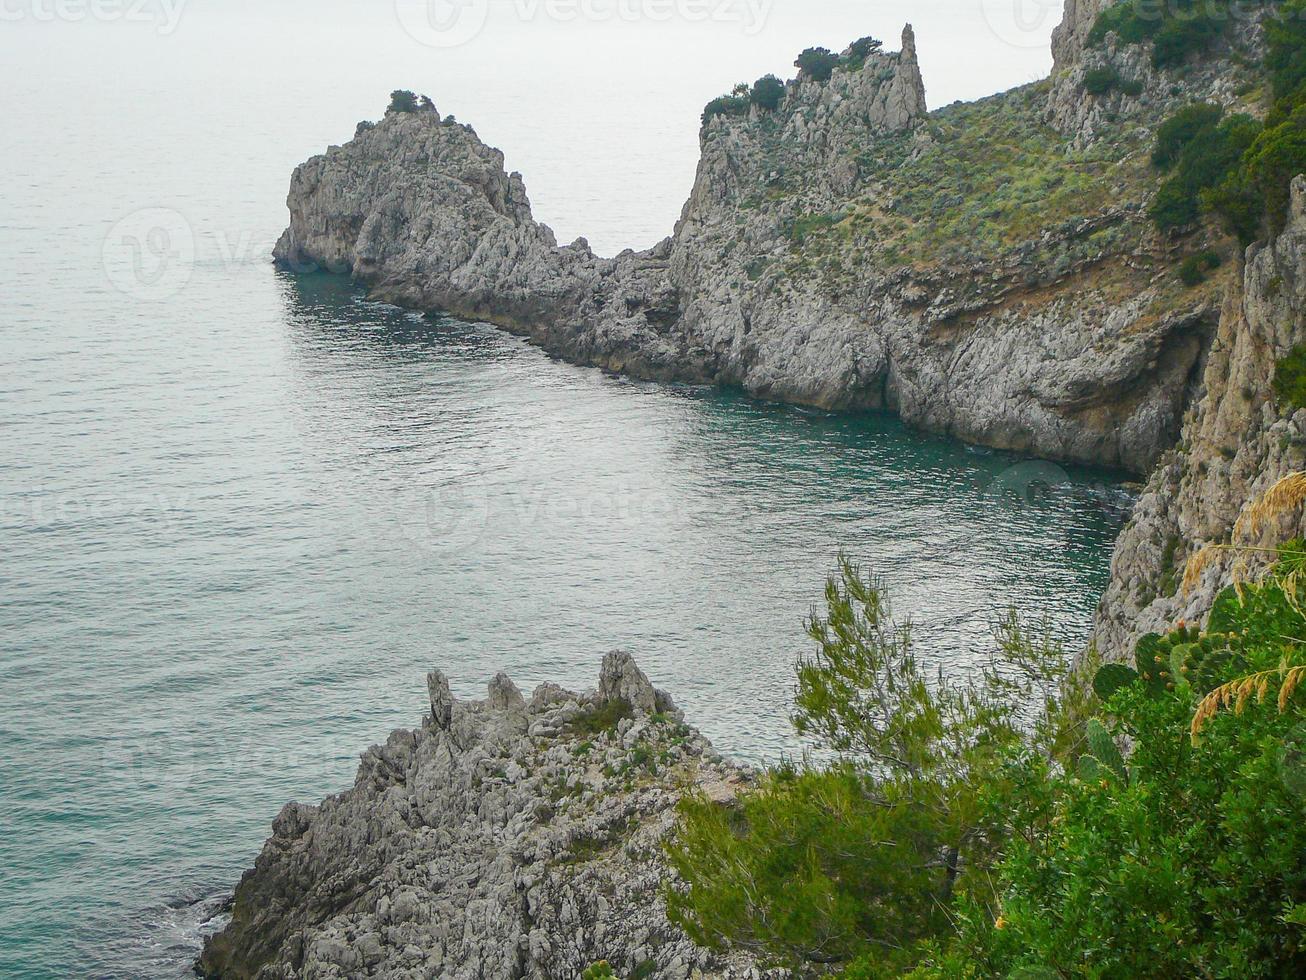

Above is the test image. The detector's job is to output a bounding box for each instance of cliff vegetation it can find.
[667,537,1306,977]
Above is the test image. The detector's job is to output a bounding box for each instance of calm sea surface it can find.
[1,9,1101,978]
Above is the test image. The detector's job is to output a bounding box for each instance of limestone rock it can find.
[598,650,658,715]
[269,21,1223,474]
[427,669,453,730]
[198,655,764,979]
[1092,177,1306,661]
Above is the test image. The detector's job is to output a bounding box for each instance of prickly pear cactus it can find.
[1135,633,1171,695]
[1133,624,1225,698]
[1093,662,1139,701]
[1084,719,1128,783]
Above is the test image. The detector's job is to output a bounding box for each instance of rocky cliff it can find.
[1093,177,1306,659]
[275,15,1281,474]
[198,653,761,979]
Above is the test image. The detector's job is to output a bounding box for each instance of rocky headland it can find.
[198,653,761,979]
[274,20,1249,477]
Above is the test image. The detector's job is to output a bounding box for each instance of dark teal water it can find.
[2,10,1105,978]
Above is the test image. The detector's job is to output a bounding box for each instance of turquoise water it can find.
[2,269,1129,977]
[2,10,1111,978]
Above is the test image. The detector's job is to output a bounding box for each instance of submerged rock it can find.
[198,656,759,979]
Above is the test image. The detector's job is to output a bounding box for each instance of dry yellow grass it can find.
[1181,472,1306,596]
[1192,663,1306,741]
[1234,472,1306,540]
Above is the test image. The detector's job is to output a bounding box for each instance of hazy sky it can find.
[4,0,1068,252]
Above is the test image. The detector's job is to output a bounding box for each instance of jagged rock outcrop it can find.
[198,653,759,980]
[1050,0,1112,72]
[1046,0,1270,142]
[274,109,704,384]
[273,21,1222,474]
[1093,177,1306,659]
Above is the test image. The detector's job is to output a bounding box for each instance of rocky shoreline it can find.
[198,654,763,979]
[272,21,1235,477]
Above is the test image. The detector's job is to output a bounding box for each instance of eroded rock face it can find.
[1092,178,1306,661]
[1046,0,1270,143]
[198,656,758,980]
[272,23,1217,475]
[273,111,704,385]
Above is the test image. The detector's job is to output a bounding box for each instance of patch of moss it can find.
[567,698,633,737]
[1274,344,1306,412]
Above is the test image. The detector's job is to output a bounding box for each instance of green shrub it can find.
[1088,0,1232,68]
[948,567,1306,979]
[1151,113,1260,231]
[1152,12,1223,69]
[668,541,1306,976]
[567,697,633,736]
[387,89,419,114]
[1125,1,1305,238]
[1197,3,1306,240]
[666,559,1074,971]
[1088,0,1161,46]
[1266,0,1306,110]
[750,74,785,111]
[667,764,958,966]
[1152,103,1226,169]
[1083,66,1120,96]
[1240,104,1306,235]
[1274,344,1306,412]
[844,36,883,70]
[702,92,750,125]
[1083,66,1142,97]
[1178,249,1221,285]
[795,46,839,83]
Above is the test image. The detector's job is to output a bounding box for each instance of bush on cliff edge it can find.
[667,545,1306,976]
[1148,1,1306,241]
[665,557,1079,971]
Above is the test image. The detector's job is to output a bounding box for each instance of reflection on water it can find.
[1,269,1128,978]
